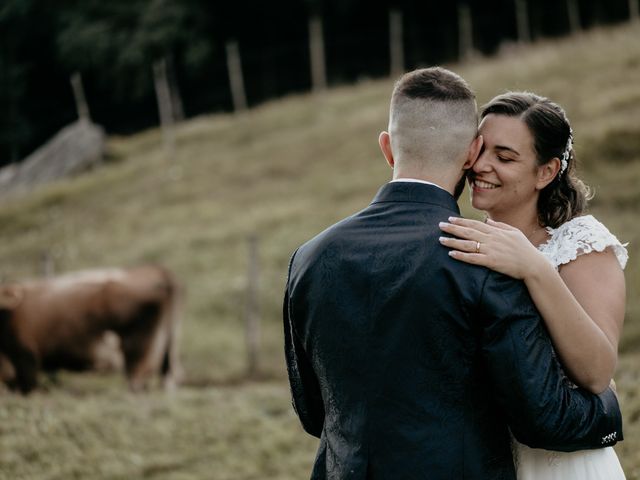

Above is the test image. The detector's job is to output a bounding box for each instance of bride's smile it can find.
[470,178,501,190]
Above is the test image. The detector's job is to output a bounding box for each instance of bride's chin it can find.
[470,200,492,214]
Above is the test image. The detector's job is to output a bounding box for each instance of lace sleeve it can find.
[539,215,629,270]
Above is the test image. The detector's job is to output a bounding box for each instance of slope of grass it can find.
[0,23,639,479]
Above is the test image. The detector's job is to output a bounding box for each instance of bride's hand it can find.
[438,217,547,280]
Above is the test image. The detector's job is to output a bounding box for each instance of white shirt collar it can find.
[390,178,447,192]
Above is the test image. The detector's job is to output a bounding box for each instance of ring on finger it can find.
[475,241,481,254]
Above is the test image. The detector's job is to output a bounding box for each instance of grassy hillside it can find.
[1,23,639,479]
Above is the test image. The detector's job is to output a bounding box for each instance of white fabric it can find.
[514,214,627,479]
[516,443,626,479]
[538,214,628,270]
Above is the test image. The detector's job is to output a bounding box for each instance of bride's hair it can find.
[480,92,592,229]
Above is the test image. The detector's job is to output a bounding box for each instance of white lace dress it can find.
[514,214,628,480]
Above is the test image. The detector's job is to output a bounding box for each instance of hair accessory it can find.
[560,128,573,174]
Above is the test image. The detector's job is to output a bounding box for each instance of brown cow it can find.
[0,265,182,394]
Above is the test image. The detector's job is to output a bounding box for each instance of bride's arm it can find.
[522,250,624,393]
[439,217,625,394]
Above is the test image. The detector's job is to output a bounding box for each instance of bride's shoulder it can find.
[540,215,628,269]
[550,214,609,235]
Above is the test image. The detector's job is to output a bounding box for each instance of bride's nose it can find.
[473,151,492,173]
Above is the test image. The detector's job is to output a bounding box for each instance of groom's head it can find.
[379,67,481,193]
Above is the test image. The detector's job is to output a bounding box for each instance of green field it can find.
[1,23,639,479]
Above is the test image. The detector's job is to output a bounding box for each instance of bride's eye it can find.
[498,156,514,163]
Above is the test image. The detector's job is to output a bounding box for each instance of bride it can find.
[439,92,627,479]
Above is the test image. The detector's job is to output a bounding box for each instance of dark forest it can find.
[0,0,635,166]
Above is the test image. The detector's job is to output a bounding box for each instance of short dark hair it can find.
[392,67,476,103]
[481,92,591,228]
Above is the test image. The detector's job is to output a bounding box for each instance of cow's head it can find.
[0,286,22,358]
[0,285,23,311]
[0,284,35,393]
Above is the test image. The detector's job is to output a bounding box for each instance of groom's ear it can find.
[463,135,483,170]
[378,131,395,168]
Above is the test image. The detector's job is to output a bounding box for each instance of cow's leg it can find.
[0,353,15,386]
[158,289,183,391]
[9,346,38,394]
[122,328,167,392]
[160,348,176,392]
[119,303,168,392]
[121,332,149,392]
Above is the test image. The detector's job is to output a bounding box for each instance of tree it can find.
[56,0,205,101]
[0,0,74,166]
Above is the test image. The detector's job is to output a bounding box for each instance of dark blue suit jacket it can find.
[284,182,622,479]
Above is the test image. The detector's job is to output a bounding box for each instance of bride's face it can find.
[468,114,542,217]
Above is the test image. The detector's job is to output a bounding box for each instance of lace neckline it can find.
[534,226,554,251]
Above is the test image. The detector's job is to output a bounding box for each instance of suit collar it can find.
[371,181,460,214]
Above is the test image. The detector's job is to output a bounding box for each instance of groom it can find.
[283,67,622,479]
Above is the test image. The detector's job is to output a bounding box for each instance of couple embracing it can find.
[284,67,627,479]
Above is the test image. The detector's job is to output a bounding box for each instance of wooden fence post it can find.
[167,56,185,122]
[245,234,261,378]
[41,251,54,277]
[458,3,474,61]
[630,0,639,22]
[566,0,582,33]
[309,14,327,92]
[389,8,404,77]
[226,40,248,112]
[70,72,91,123]
[515,0,531,43]
[153,58,176,160]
